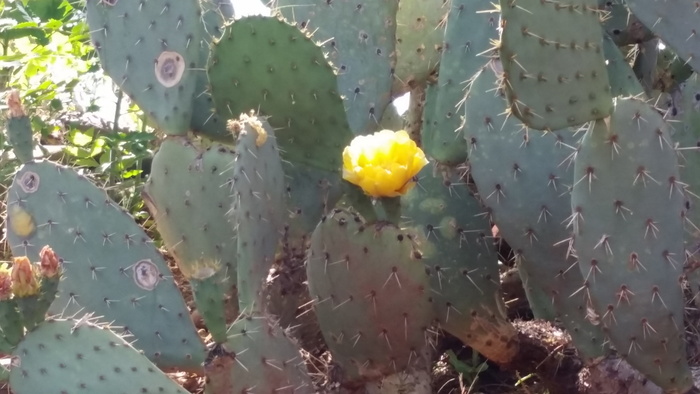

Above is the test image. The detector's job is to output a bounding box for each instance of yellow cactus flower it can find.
[11,257,40,298]
[342,130,428,197]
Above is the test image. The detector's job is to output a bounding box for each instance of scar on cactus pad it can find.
[155,51,186,88]
[342,129,428,198]
[132,259,160,291]
[8,205,35,238]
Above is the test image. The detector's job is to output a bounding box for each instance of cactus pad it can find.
[85,0,202,135]
[307,209,433,380]
[498,0,613,130]
[207,15,353,172]
[189,0,233,141]
[401,164,518,364]
[204,315,314,394]
[143,137,238,342]
[421,0,498,165]
[5,161,206,371]
[465,61,609,362]
[229,115,286,311]
[273,0,399,135]
[10,318,189,394]
[572,97,692,390]
[392,0,446,94]
[625,0,700,74]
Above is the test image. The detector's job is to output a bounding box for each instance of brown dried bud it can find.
[39,246,61,278]
[11,256,39,297]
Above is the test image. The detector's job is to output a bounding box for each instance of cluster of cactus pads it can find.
[5,0,700,392]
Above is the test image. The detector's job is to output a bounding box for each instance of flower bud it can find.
[11,256,39,297]
[39,246,61,278]
[0,264,13,300]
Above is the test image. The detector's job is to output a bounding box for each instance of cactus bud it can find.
[0,265,13,301]
[11,257,39,298]
[38,246,60,278]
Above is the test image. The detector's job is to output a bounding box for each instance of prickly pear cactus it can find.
[4,94,205,371]
[669,75,700,292]
[5,160,206,370]
[392,0,446,95]
[307,209,433,382]
[602,34,645,97]
[272,0,399,135]
[85,0,202,135]
[207,15,353,172]
[401,164,518,364]
[572,97,693,391]
[229,114,286,311]
[5,91,33,163]
[9,317,189,394]
[204,314,314,394]
[421,0,498,165]
[189,0,234,141]
[599,0,653,46]
[465,61,609,362]
[625,0,700,73]
[143,137,238,343]
[498,0,613,130]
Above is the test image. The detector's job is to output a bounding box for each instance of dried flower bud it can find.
[39,246,61,278]
[11,257,39,297]
[0,265,13,300]
[7,90,25,118]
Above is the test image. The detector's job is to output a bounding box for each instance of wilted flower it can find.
[11,257,39,298]
[342,130,428,197]
[0,264,12,300]
[39,246,61,278]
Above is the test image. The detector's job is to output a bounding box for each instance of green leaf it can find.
[26,0,66,22]
[67,128,94,147]
[122,169,142,179]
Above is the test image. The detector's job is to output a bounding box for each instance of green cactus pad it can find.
[498,0,613,130]
[143,137,238,342]
[602,34,644,97]
[465,62,609,362]
[401,164,518,364]
[204,315,314,394]
[422,0,498,165]
[665,75,700,300]
[392,0,446,95]
[281,161,344,241]
[307,209,433,380]
[599,0,653,46]
[5,92,34,164]
[571,97,692,390]
[207,15,353,172]
[626,0,700,75]
[15,274,59,332]
[273,0,399,135]
[632,39,658,95]
[5,161,206,371]
[85,0,201,135]
[229,115,286,311]
[189,0,233,141]
[9,318,189,394]
[378,103,405,131]
[0,299,23,351]
[653,46,694,93]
